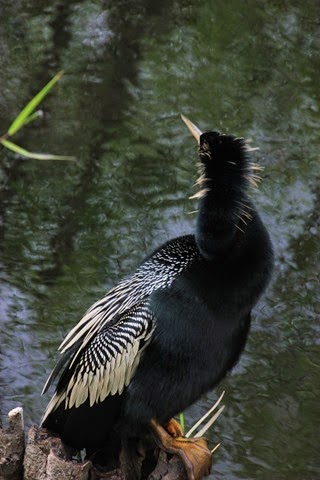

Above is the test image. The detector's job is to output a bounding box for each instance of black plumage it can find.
[41,116,273,469]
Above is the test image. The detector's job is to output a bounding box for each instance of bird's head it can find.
[181,115,264,257]
[181,115,262,200]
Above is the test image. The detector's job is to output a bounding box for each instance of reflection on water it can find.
[0,1,319,479]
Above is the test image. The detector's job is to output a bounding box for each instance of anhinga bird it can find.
[41,116,274,479]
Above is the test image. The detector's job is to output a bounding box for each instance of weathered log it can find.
[23,424,189,480]
[1,403,223,479]
[23,425,92,480]
[0,407,25,480]
[148,450,186,480]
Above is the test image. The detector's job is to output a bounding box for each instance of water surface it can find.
[0,1,319,479]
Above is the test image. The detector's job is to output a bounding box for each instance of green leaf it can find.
[20,109,44,127]
[179,412,185,434]
[7,71,63,136]
[1,139,76,161]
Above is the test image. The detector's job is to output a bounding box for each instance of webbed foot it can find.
[150,418,212,480]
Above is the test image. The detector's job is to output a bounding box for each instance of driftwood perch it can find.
[0,408,25,480]
[23,424,187,480]
[0,397,224,480]
[0,415,188,480]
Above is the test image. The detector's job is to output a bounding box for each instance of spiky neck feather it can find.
[194,132,260,259]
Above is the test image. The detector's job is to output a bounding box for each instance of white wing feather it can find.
[42,236,200,424]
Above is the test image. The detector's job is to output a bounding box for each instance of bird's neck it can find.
[195,187,251,260]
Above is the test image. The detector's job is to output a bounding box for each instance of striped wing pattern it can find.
[42,236,201,422]
[42,302,154,421]
[59,236,200,358]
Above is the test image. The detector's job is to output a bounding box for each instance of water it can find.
[0,1,319,478]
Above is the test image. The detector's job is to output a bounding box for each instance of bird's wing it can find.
[58,235,200,356]
[42,236,200,413]
[42,302,155,422]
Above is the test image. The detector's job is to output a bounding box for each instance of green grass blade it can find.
[179,412,185,434]
[20,109,44,127]
[7,71,63,136]
[1,139,76,161]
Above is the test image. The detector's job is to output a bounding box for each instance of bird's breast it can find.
[148,262,250,365]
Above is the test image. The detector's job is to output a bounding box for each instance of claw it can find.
[150,393,225,479]
[150,419,212,480]
[165,417,184,437]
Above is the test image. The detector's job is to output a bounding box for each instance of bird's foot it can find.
[150,419,212,480]
[164,417,184,437]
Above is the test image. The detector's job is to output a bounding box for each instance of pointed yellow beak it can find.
[181,114,203,144]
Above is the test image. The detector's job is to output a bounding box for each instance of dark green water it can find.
[0,1,319,478]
